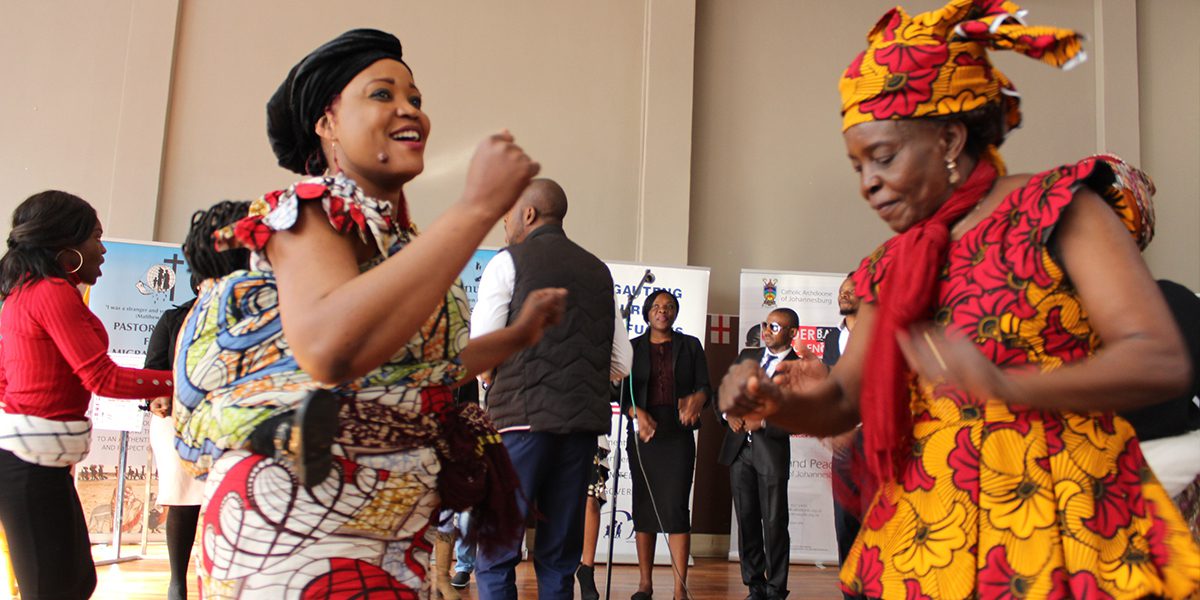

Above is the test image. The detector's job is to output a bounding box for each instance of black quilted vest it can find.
[485,224,615,434]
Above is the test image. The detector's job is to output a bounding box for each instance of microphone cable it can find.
[626,374,696,600]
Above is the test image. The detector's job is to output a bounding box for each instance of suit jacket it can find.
[623,330,712,431]
[716,348,795,478]
[823,326,842,367]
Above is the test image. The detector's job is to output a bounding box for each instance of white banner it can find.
[601,262,710,565]
[76,239,194,541]
[731,269,847,565]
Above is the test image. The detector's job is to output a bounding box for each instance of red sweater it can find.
[0,277,173,421]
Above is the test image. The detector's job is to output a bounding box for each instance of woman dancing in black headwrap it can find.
[171,29,564,598]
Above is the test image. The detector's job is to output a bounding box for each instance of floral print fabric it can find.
[173,174,471,598]
[842,156,1199,599]
[839,0,1085,133]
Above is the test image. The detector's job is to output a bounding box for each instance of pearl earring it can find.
[946,158,960,185]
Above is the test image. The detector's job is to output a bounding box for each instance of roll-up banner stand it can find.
[733,269,848,564]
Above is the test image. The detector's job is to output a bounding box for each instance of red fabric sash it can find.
[859,158,999,489]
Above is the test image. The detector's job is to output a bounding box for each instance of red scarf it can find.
[859,158,998,489]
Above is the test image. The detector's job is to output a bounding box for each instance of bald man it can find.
[471,179,632,600]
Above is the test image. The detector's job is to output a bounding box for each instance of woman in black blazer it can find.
[623,289,711,600]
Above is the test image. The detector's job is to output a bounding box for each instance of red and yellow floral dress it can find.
[842,156,1200,600]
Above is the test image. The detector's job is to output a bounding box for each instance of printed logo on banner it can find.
[603,508,635,543]
[134,253,186,302]
[136,263,177,298]
[793,325,839,360]
[762,278,778,307]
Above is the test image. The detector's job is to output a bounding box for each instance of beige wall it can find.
[2,0,695,266]
[1138,0,1200,288]
[1,0,1194,307]
[1,0,178,241]
[156,0,695,265]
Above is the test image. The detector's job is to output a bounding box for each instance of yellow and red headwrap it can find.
[839,0,1085,133]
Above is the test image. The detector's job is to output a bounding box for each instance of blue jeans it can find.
[474,431,597,600]
[454,511,476,574]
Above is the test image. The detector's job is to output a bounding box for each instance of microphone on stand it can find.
[621,269,656,320]
[608,267,656,600]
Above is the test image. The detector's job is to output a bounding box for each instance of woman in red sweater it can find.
[0,190,173,599]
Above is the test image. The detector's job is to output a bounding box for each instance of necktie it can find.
[762,354,777,376]
[748,353,778,445]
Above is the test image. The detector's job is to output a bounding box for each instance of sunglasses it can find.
[760,322,787,334]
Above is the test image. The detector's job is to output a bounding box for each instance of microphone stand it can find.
[603,269,653,600]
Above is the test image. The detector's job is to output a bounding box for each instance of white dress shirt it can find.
[761,348,788,378]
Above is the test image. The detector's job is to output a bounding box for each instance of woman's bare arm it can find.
[269,133,539,383]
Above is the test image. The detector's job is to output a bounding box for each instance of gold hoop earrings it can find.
[946,158,960,185]
[56,248,84,274]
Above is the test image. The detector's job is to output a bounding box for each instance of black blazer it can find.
[144,299,196,370]
[716,348,795,478]
[623,330,712,431]
[823,326,843,367]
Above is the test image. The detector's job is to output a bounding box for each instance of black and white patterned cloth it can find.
[0,412,91,466]
[587,435,612,506]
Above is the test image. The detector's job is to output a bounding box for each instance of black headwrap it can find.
[266,29,408,175]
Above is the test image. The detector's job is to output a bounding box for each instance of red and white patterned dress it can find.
[174,174,470,599]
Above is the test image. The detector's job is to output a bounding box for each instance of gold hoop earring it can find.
[946,158,960,185]
[56,248,84,274]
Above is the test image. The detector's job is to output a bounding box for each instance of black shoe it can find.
[450,571,471,589]
[745,586,770,600]
[577,564,599,600]
[249,389,340,489]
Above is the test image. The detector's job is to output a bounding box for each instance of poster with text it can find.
[730,269,847,564]
[85,239,195,356]
[461,248,499,308]
[77,239,194,541]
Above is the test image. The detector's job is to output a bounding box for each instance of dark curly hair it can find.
[0,190,97,298]
[182,200,251,292]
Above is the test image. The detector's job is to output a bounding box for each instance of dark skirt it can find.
[626,405,696,533]
[0,448,97,599]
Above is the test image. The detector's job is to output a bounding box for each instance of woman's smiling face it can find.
[321,58,431,190]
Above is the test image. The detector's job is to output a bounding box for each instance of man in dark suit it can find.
[822,273,858,367]
[718,307,801,600]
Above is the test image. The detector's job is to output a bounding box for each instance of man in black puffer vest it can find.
[472,179,632,600]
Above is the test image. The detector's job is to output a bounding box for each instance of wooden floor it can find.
[52,544,845,599]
